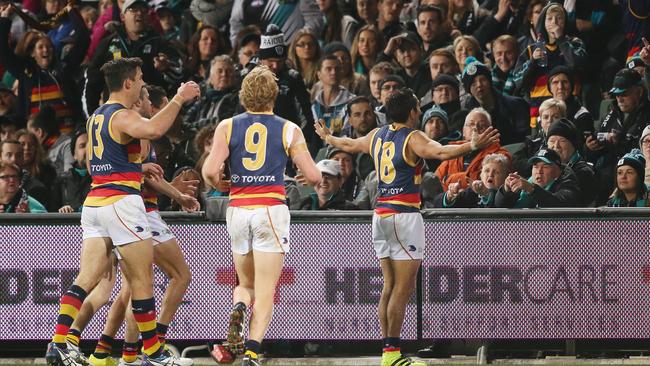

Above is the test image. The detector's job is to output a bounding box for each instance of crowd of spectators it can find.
[0,0,648,213]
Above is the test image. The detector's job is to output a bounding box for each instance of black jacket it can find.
[461,88,530,145]
[298,189,358,210]
[182,82,239,130]
[50,164,92,212]
[495,165,580,208]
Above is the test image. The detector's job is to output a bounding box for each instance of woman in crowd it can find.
[316,0,358,47]
[350,25,382,76]
[230,26,260,70]
[447,0,488,37]
[607,149,649,207]
[288,28,322,90]
[185,25,229,82]
[16,129,57,186]
[453,35,482,70]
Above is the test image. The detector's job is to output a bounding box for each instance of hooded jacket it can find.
[495,164,580,208]
[513,3,587,129]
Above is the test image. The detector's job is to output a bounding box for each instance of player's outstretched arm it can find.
[202,119,231,188]
[113,82,201,140]
[289,124,322,186]
[410,127,500,161]
[144,176,200,212]
[314,119,375,154]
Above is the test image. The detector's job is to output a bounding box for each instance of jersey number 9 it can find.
[243,123,268,171]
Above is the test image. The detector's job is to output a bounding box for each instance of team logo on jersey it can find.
[281,237,288,244]
[408,245,417,252]
[231,174,240,183]
[152,231,160,237]
[135,226,145,233]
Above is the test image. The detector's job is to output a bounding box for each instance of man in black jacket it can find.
[50,129,90,212]
[241,24,318,156]
[84,0,183,114]
[495,148,580,208]
[460,57,530,145]
[586,68,650,204]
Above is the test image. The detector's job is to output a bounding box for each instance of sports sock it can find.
[66,328,82,347]
[131,298,162,358]
[156,323,168,346]
[122,341,139,363]
[93,334,115,358]
[52,285,87,347]
[244,340,261,359]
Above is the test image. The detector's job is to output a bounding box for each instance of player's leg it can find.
[152,237,191,344]
[378,258,394,340]
[47,235,114,366]
[88,277,130,366]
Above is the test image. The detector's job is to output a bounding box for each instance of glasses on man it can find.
[465,122,489,131]
[642,139,650,147]
[0,174,19,181]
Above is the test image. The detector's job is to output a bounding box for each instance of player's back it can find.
[84,102,143,207]
[371,124,424,215]
[228,112,290,208]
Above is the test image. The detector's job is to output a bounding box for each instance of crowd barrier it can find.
[0,208,649,341]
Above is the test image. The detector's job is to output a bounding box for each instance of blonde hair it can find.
[288,28,321,88]
[350,25,383,72]
[539,98,567,117]
[239,66,279,112]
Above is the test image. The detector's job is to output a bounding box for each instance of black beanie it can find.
[546,118,579,148]
[461,57,491,91]
[259,24,287,60]
[546,65,575,94]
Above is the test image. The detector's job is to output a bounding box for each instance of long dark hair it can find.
[186,25,229,75]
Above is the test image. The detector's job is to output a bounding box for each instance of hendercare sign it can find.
[0,219,647,340]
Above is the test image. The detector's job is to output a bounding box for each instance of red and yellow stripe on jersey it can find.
[370,124,423,216]
[84,102,143,207]
[227,112,290,208]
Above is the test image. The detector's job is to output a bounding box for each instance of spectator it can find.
[1,137,49,207]
[26,106,73,176]
[607,149,649,207]
[461,57,530,145]
[0,3,89,133]
[84,0,183,113]
[185,25,229,82]
[546,118,597,206]
[587,68,650,204]
[547,65,594,134]
[428,48,460,81]
[288,28,321,90]
[231,26,260,70]
[79,6,99,30]
[155,2,181,43]
[183,55,239,130]
[374,74,405,126]
[316,0,358,47]
[340,96,376,179]
[511,98,567,176]
[327,147,364,200]
[416,5,452,57]
[517,0,546,52]
[319,42,370,97]
[16,129,57,187]
[247,24,318,155]
[513,2,587,129]
[350,25,382,76]
[639,125,650,186]
[1,139,22,167]
[228,0,322,47]
[453,35,483,72]
[0,84,16,121]
[312,55,356,136]
[473,0,526,46]
[298,159,357,210]
[435,107,510,191]
[377,0,406,44]
[0,162,46,212]
[192,124,216,161]
[435,152,510,207]
[368,61,394,107]
[50,129,91,213]
[380,31,431,98]
[356,0,379,26]
[447,0,489,37]
[421,73,462,129]
[420,105,461,172]
[0,118,17,141]
[495,148,580,207]
[490,35,519,95]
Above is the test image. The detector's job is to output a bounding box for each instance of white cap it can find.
[640,125,650,147]
[315,159,341,177]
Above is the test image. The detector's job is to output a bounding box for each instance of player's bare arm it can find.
[409,126,500,161]
[314,119,376,154]
[202,119,231,187]
[113,82,200,140]
[288,123,321,186]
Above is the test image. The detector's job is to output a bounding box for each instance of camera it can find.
[596,132,609,143]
